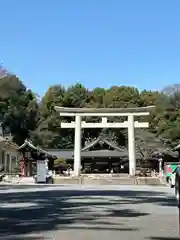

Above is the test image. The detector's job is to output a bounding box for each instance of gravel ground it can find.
[0,185,179,240]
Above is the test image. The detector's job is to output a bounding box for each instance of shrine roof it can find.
[174,144,180,151]
[46,149,142,158]
[55,106,155,113]
[81,135,125,152]
[18,139,56,158]
[46,136,142,158]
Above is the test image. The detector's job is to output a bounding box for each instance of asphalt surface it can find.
[0,185,179,240]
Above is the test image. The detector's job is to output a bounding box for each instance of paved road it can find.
[0,185,179,240]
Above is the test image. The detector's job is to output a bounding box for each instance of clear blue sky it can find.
[0,0,179,96]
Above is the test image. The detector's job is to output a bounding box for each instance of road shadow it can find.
[148,238,180,240]
[0,188,176,238]
[0,237,43,240]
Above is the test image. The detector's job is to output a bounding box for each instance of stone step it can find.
[53,176,165,185]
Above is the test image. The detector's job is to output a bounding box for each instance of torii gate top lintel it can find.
[55,105,155,116]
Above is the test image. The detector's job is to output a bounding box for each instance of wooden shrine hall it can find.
[18,139,56,177]
[47,135,144,174]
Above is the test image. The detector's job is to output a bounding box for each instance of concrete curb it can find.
[0,177,167,186]
[52,177,165,185]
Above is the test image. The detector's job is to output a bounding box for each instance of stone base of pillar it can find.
[129,163,136,177]
[73,169,80,177]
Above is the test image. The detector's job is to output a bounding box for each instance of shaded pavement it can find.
[0,185,179,239]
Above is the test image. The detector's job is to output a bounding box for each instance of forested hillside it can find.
[1,74,180,153]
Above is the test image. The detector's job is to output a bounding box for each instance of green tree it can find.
[29,81,180,153]
[63,83,89,107]
[103,86,140,108]
[0,75,39,145]
[31,84,74,148]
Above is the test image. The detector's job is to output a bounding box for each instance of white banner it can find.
[37,160,46,183]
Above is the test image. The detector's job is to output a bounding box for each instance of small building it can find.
[0,136,19,173]
[47,135,144,174]
[18,139,56,177]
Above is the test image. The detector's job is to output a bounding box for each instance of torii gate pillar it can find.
[128,115,136,176]
[74,115,81,176]
[55,106,155,177]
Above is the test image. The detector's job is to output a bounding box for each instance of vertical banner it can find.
[37,160,46,183]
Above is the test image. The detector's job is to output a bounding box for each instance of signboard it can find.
[37,160,46,183]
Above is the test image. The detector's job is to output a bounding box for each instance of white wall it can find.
[0,146,19,173]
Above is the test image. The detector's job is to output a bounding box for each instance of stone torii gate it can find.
[55,106,155,177]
